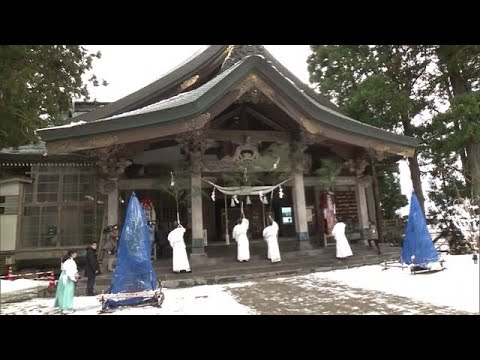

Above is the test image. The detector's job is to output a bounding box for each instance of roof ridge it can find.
[220,45,268,71]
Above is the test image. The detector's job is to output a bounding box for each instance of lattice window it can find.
[21,165,103,248]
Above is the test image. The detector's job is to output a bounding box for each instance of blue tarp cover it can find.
[105,193,157,308]
[401,192,440,266]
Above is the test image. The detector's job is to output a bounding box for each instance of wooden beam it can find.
[208,107,242,128]
[118,177,213,190]
[245,107,285,131]
[46,116,210,155]
[118,178,156,190]
[204,129,290,143]
[329,144,357,160]
[302,176,357,187]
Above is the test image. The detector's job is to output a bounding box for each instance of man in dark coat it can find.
[155,223,171,259]
[85,241,100,296]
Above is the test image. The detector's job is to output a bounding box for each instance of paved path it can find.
[225,276,472,315]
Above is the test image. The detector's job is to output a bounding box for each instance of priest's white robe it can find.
[168,226,191,272]
[233,218,250,262]
[263,221,281,263]
[332,222,353,258]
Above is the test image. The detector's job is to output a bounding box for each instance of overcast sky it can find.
[82,45,417,214]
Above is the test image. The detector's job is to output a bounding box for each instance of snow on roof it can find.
[45,120,87,129]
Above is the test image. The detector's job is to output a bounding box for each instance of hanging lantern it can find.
[279,185,284,199]
[211,187,216,202]
[246,195,252,205]
[233,195,240,204]
[262,196,269,205]
[231,197,236,207]
[170,171,175,187]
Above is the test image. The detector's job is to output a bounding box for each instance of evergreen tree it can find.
[308,45,429,215]
[0,45,106,148]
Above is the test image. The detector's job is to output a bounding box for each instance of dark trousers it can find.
[86,275,96,296]
[368,239,381,254]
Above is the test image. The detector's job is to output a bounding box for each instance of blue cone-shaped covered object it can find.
[105,192,157,308]
[401,192,439,266]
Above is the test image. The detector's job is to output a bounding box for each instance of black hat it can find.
[106,224,119,232]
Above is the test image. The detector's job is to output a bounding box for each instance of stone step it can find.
[80,246,399,284]
[71,250,399,296]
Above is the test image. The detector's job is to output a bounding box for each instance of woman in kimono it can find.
[331,217,353,259]
[233,216,250,262]
[263,215,281,263]
[54,250,79,315]
[167,221,191,273]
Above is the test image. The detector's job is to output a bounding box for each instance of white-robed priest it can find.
[232,216,250,262]
[263,215,281,263]
[167,221,192,273]
[331,216,353,259]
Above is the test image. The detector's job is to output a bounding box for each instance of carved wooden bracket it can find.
[298,128,325,146]
[344,158,370,177]
[289,142,309,173]
[176,137,206,174]
[85,144,135,180]
[366,148,388,162]
[235,88,271,105]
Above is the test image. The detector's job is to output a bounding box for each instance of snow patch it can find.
[1,279,49,294]
[308,255,479,314]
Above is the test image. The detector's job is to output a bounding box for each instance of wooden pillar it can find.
[314,186,323,243]
[190,150,204,255]
[366,183,377,223]
[107,181,119,226]
[370,158,385,243]
[94,145,134,229]
[355,180,369,244]
[292,171,309,240]
[290,142,309,241]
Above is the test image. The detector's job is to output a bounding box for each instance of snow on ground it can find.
[1,279,49,293]
[307,254,479,314]
[0,284,256,315]
[101,285,256,315]
[1,255,477,315]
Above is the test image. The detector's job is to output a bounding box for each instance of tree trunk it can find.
[401,118,426,215]
[408,152,426,215]
[467,141,480,198]
[437,45,476,197]
[437,46,471,96]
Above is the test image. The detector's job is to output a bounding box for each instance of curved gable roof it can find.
[38,55,419,151]
[68,45,344,124]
